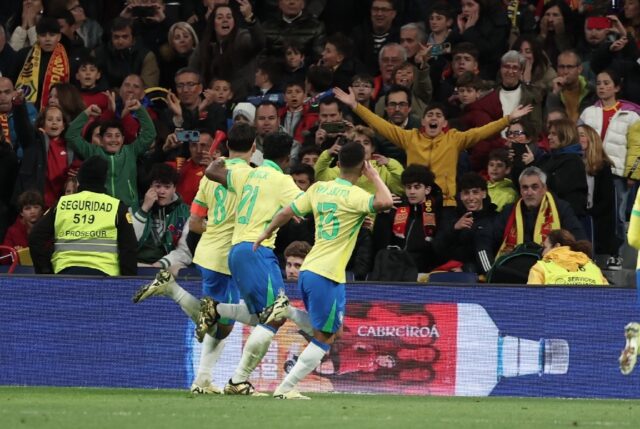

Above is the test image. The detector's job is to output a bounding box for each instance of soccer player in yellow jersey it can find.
[620,187,640,374]
[254,141,394,399]
[199,132,314,396]
[132,123,257,394]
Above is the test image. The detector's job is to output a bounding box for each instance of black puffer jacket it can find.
[262,12,325,62]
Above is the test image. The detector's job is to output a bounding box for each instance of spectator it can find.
[349,74,376,123]
[335,87,533,209]
[12,17,70,110]
[372,164,445,273]
[494,166,586,257]
[321,32,365,91]
[487,148,518,212]
[579,14,615,78]
[373,43,406,97]
[432,42,479,106]
[579,68,640,269]
[119,0,171,55]
[373,84,421,165]
[232,101,255,124]
[0,76,38,156]
[536,118,588,217]
[538,0,576,69]
[579,123,620,263]
[399,22,426,65]
[65,101,157,211]
[455,0,511,80]
[169,129,215,206]
[7,0,43,51]
[262,0,325,63]
[251,101,282,165]
[282,39,307,83]
[209,78,236,124]
[298,144,320,167]
[547,50,598,123]
[289,163,314,191]
[0,24,18,78]
[134,163,192,271]
[29,155,138,276]
[527,229,608,285]
[165,68,227,156]
[249,57,284,100]
[304,96,348,151]
[505,119,544,183]
[158,21,199,89]
[283,240,311,281]
[436,172,497,275]
[315,124,404,195]
[351,0,400,76]
[190,3,264,101]
[279,80,317,145]
[425,2,458,89]
[0,129,19,242]
[512,34,557,92]
[48,82,86,124]
[75,56,110,115]
[53,8,90,77]
[94,17,160,88]
[12,92,81,208]
[622,0,640,42]
[64,0,103,50]
[2,189,43,252]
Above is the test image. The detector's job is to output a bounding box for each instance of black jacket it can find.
[262,12,325,62]
[351,21,400,76]
[536,145,588,217]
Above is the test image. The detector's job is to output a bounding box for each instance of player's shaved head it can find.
[338,141,365,169]
[263,132,293,163]
[227,122,256,152]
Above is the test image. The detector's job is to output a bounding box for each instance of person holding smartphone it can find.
[505,119,543,183]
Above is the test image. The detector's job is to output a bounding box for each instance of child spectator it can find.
[76,56,109,114]
[65,101,156,211]
[290,163,315,192]
[13,94,82,208]
[283,240,312,281]
[134,163,191,271]
[280,80,318,145]
[232,102,256,125]
[283,40,307,84]
[208,78,235,126]
[298,145,322,167]
[248,57,284,104]
[2,190,44,251]
[486,148,517,212]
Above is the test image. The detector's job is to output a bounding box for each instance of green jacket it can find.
[488,178,518,212]
[65,109,156,211]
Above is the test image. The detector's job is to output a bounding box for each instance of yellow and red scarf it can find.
[392,197,437,241]
[498,192,560,257]
[15,43,70,109]
[0,113,10,144]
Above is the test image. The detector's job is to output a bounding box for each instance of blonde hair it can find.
[348,125,376,141]
[168,22,199,52]
[579,124,612,176]
[548,118,578,149]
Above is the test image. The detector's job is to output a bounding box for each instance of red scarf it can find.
[0,113,10,144]
[15,43,70,109]
[392,197,437,242]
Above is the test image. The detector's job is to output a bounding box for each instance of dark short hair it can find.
[53,9,75,26]
[451,42,479,61]
[111,17,134,33]
[99,120,125,137]
[227,122,256,152]
[429,2,455,20]
[263,132,293,162]
[401,164,435,186]
[298,145,321,161]
[319,96,340,111]
[78,55,100,70]
[423,102,448,119]
[284,240,312,259]
[488,148,512,167]
[458,172,487,192]
[284,80,305,91]
[455,71,483,90]
[325,32,353,58]
[83,119,102,141]
[256,101,279,115]
[175,67,203,84]
[17,190,44,211]
[148,163,179,185]
[256,57,282,84]
[351,74,374,86]
[385,84,412,106]
[36,16,62,35]
[306,65,333,93]
[338,141,365,169]
[290,163,315,183]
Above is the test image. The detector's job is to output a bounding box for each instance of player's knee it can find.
[313,330,336,345]
[216,323,234,339]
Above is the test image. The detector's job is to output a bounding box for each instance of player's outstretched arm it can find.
[205,158,229,187]
[363,161,394,212]
[253,205,296,251]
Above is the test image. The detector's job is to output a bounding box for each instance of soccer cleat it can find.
[620,322,640,375]
[223,379,267,396]
[132,270,175,303]
[258,289,290,325]
[190,379,223,395]
[195,297,220,343]
[606,256,623,271]
[273,389,310,400]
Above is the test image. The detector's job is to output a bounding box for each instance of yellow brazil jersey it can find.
[228,159,302,248]
[629,188,640,270]
[191,158,250,274]
[291,178,375,283]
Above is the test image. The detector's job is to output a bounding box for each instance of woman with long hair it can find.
[159,22,199,89]
[579,68,640,269]
[537,0,576,68]
[579,123,619,260]
[536,118,588,217]
[48,82,86,124]
[621,0,640,43]
[512,34,557,91]
[527,229,608,285]
[189,2,265,101]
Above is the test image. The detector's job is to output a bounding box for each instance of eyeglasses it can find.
[176,82,200,90]
[506,130,525,137]
[387,101,409,109]
[557,64,579,70]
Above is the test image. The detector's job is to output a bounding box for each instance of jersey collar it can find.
[335,177,353,187]
[226,158,248,166]
[262,159,282,173]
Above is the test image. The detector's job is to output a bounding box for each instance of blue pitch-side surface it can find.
[0,276,638,398]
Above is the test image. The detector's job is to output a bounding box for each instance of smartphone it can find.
[175,129,200,143]
[512,143,527,160]
[431,43,451,57]
[321,121,347,134]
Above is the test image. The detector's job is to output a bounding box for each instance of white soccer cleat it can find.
[190,379,223,395]
[273,389,310,400]
[132,270,175,303]
[259,289,290,325]
[620,322,640,375]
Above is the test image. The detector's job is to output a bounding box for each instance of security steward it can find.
[30,156,137,275]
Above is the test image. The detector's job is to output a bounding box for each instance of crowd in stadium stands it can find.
[1,0,639,283]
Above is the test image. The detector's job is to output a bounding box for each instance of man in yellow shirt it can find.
[253,141,394,399]
[620,188,640,375]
